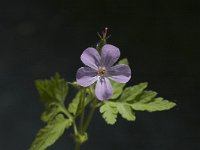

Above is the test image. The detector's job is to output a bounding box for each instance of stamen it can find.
[97,67,107,77]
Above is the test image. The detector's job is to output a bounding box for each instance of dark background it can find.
[0,0,199,150]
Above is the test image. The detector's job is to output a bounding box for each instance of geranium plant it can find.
[29,28,176,150]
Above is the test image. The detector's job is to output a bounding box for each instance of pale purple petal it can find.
[107,64,131,83]
[81,48,101,70]
[95,77,112,100]
[76,67,98,87]
[101,44,120,67]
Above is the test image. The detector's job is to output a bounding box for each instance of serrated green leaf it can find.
[110,80,125,99]
[136,90,157,103]
[118,58,129,65]
[119,82,148,102]
[100,102,118,125]
[101,81,176,124]
[41,103,65,123]
[68,89,92,116]
[100,101,136,124]
[84,91,93,106]
[131,97,176,112]
[35,73,68,105]
[68,90,82,115]
[29,114,72,150]
[117,103,136,121]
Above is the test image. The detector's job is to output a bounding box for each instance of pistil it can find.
[97,67,107,77]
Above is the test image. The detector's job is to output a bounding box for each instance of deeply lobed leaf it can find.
[100,101,136,124]
[29,114,72,150]
[68,88,93,116]
[135,90,157,103]
[131,97,176,112]
[119,82,148,102]
[111,80,125,99]
[117,103,136,121]
[68,90,82,115]
[100,102,118,125]
[35,73,68,105]
[41,103,66,123]
[100,81,176,125]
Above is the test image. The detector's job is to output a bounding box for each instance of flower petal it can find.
[76,67,98,87]
[101,44,120,67]
[95,77,112,100]
[107,64,131,83]
[81,48,101,70]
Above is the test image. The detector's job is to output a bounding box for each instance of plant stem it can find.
[83,99,98,132]
[73,121,78,135]
[73,90,98,150]
[75,141,81,150]
[79,89,86,133]
[61,104,73,120]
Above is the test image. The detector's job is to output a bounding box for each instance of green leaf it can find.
[29,114,72,150]
[101,82,176,124]
[100,102,136,124]
[68,90,82,115]
[117,103,136,121]
[118,58,129,65]
[68,88,92,116]
[119,82,148,102]
[84,90,93,106]
[35,73,68,105]
[41,103,65,123]
[110,80,125,99]
[131,97,176,112]
[135,90,157,103]
[100,102,118,125]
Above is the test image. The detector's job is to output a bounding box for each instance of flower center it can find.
[97,67,107,77]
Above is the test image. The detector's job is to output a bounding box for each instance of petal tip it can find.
[101,44,121,67]
[80,47,100,69]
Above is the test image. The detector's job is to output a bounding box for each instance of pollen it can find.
[97,67,107,77]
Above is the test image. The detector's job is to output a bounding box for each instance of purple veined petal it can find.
[81,48,101,70]
[76,67,98,87]
[107,64,131,83]
[101,44,120,67]
[95,77,112,101]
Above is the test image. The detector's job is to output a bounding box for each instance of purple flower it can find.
[76,44,131,100]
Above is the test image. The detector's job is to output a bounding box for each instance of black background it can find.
[0,0,200,150]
